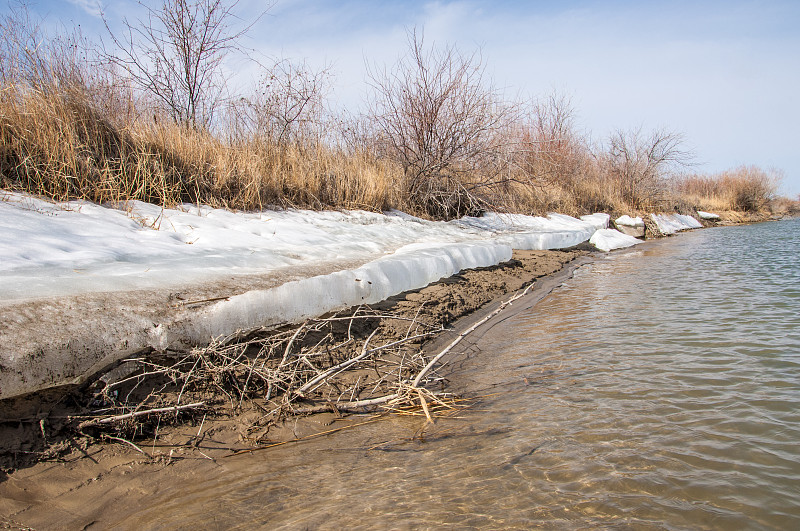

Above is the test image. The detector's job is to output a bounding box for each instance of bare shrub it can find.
[230,58,333,145]
[0,2,84,88]
[515,94,584,185]
[727,166,780,211]
[501,93,604,215]
[601,127,692,211]
[103,0,265,129]
[768,195,800,216]
[366,29,513,218]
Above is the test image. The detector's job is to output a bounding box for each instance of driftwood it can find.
[413,283,534,387]
[291,284,535,415]
[69,282,537,448]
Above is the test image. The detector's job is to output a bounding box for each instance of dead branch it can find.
[294,328,379,396]
[291,393,400,415]
[412,283,534,387]
[78,402,205,429]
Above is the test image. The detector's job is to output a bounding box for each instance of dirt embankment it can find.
[0,249,585,530]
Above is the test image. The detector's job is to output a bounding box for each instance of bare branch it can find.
[366,28,514,218]
[102,0,269,128]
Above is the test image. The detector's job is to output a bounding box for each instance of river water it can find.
[125,220,800,530]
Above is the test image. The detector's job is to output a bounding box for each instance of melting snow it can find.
[589,228,641,252]
[615,215,645,227]
[1,193,622,301]
[651,213,703,235]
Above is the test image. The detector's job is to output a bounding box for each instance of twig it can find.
[77,402,205,429]
[294,328,379,395]
[417,389,432,423]
[177,296,230,307]
[279,321,307,370]
[103,367,172,391]
[292,393,400,414]
[103,434,151,458]
[312,314,439,329]
[412,284,534,387]
[176,356,201,405]
[406,301,427,339]
[226,415,383,457]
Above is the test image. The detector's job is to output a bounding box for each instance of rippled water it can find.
[121,220,800,530]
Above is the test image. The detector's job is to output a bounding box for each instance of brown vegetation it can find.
[0,2,789,218]
[673,165,783,213]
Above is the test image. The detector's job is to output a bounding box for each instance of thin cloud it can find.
[67,0,103,18]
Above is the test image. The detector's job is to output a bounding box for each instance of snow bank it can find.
[1,193,616,301]
[589,229,642,252]
[650,213,703,235]
[455,212,609,251]
[697,211,720,220]
[615,215,645,227]
[0,194,476,299]
[188,242,511,341]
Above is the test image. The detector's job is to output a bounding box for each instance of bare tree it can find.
[603,127,692,210]
[103,0,265,128]
[511,93,586,185]
[234,58,332,144]
[366,29,512,218]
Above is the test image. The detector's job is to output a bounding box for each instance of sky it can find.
[11,0,800,196]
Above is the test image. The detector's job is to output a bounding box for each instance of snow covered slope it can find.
[0,192,639,398]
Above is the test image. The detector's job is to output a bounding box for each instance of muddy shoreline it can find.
[0,248,592,529]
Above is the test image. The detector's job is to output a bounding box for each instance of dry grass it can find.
[0,81,408,213]
[0,6,788,219]
[2,79,790,219]
[674,166,781,213]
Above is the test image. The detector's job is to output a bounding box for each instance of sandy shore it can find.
[0,249,588,529]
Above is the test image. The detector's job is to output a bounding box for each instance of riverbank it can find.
[0,248,591,528]
[1,192,619,401]
[2,211,788,528]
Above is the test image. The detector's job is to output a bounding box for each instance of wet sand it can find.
[0,249,588,530]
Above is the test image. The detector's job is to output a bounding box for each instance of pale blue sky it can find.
[13,0,800,196]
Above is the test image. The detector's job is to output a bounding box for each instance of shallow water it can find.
[118,220,800,530]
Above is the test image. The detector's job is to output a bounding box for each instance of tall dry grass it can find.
[1,69,786,219]
[674,166,780,213]
[0,79,406,213]
[0,4,406,215]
